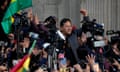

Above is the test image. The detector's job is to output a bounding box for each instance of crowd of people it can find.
[0,9,120,72]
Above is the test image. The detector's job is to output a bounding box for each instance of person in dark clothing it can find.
[60,18,79,66]
[29,45,41,72]
[59,9,91,67]
[63,37,78,66]
[77,32,92,61]
[6,33,17,68]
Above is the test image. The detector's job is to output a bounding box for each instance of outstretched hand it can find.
[86,54,95,65]
[113,59,120,70]
[86,54,101,72]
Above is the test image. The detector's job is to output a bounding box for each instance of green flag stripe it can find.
[3,0,18,20]
[29,40,37,54]
[1,0,32,34]
[22,68,27,72]
[1,17,12,34]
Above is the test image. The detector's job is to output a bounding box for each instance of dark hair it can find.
[60,18,71,27]
[44,16,56,25]
[44,16,57,30]
[34,44,40,49]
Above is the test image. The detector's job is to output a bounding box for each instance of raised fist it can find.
[80,9,88,16]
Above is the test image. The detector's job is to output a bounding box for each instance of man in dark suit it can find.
[59,9,89,66]
[59,18,79,66]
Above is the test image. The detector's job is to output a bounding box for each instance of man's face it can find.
[61,21,72,35]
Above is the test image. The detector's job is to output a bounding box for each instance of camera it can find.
[44,16,56,31]
[13,12,29,26]
[82,19,104,36]
[81,18,105,50]
[78,60,87,69]
[107,30,120,43]
[12,12,31,42]
[106,30,120,65]
[107,30,120,50]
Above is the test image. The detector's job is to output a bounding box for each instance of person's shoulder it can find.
[72,28,82,36]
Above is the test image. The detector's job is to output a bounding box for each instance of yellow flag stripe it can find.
[11,17,14,23]
[23,57,30,70]
[17,57,30,72]
[11,0,16,3]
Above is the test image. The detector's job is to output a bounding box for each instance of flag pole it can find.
[29,40,37,55]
